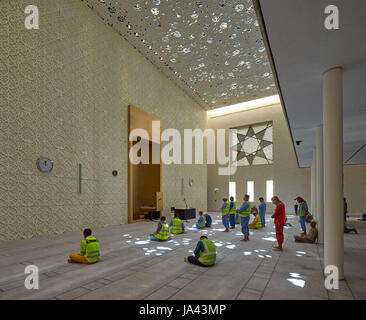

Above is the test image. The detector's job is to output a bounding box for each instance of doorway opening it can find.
[128,105,162,223]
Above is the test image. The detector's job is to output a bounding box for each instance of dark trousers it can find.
[188,255,212,267]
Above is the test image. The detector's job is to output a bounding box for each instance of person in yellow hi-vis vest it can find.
[221,196,230,232]
[150,216,172,241]
[184,235,216,267]
[68,229,100,264]
[169,213,187,235]
[249,210,263,229]
[237,194,251,241]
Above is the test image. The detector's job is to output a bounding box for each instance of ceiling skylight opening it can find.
[207,95,280,118]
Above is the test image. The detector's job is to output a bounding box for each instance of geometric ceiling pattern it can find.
[231,121,273,166]
[81,0,277,109]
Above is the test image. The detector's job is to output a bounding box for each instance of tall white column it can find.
[311,148,317,220]
[323,67,344,279]
[316,126,324,244]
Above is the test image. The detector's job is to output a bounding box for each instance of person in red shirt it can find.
[271,196,286,251]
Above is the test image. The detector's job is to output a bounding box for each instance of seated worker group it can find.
[184,235,216,267]
[294,221,318,243]
[68,228,100,264]
[150,215,191,241]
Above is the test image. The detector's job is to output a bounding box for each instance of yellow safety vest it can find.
[222,201,230,216]
[198,239,216,266]
[235,214,240,224]
[299,203,307,217]
[239,201,251,217]
[198,216,206,228]
[229,201,236,215]
[171,218,183,234]
[80,236,100,263]
[155,223,169,240]
[252,215,262,228]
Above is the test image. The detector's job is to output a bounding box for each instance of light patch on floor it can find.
[0,213,365,300]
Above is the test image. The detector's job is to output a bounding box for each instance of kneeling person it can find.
[170,214,187,235]
[150,216,172,241]
[184,236,216,267]
[193,211,206,229]
[204,212,212,228]
[68,229,100,264]
[249,210,263,229]
[294,221,318,243]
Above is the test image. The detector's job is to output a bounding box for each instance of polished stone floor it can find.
[0,213,365,300]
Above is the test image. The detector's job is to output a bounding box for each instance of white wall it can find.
[207,103,310,214]
[344,164,366,215]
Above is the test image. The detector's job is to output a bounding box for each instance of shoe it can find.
[272,246,282,251]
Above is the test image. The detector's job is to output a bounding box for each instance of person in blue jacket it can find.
[237,194,251,241]
[258,197,267,227]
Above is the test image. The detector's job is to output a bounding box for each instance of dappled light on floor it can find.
[287,278,305,288]
[262,236,276,242]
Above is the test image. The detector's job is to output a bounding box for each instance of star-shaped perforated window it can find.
[231,122,273,166]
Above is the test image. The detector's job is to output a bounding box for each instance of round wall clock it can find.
[37,157,53,173]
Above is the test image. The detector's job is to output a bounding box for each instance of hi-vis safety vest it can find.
[299,203,307,216]
[198,239,216,266]
[171,218,183,234]
[229,201,236,215]
[198,216,206,228]
[253,215,263,228]
[239,201,251,217]
[81,236,100,263]
[222,202,230,216]
[155,223,170,240]
[235,214,240,224]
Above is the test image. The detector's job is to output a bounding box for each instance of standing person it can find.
[229,196,237,229]
[296,196,309,236]
[184,235,216,267]
[221,197,230,232]
[150,216,172,241]
[258,197,267,227]
[294,198,298,216]
[271,196,286,251]
[169,213,186,235]
[68,229,100,264]
[344,198,348,223]
[237,194,251,241]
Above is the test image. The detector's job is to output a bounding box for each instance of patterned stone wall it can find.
[0,0,207,241]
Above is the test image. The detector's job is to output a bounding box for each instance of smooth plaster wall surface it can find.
[0,0,207,241]
[207,103,311,214]
[344,164,366,215]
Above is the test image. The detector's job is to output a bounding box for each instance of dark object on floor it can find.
[144,211,161,220]
[357,213,366,221]
[174,208,196,220]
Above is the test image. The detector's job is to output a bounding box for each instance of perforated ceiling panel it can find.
[81,0,277,109]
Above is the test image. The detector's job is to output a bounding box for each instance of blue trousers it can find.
[299,216,306,232]
[222,215,229,229]
[259,213,265,226]
[229,214,236,227]
[149,235,160,241]
[240,216,250,237]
